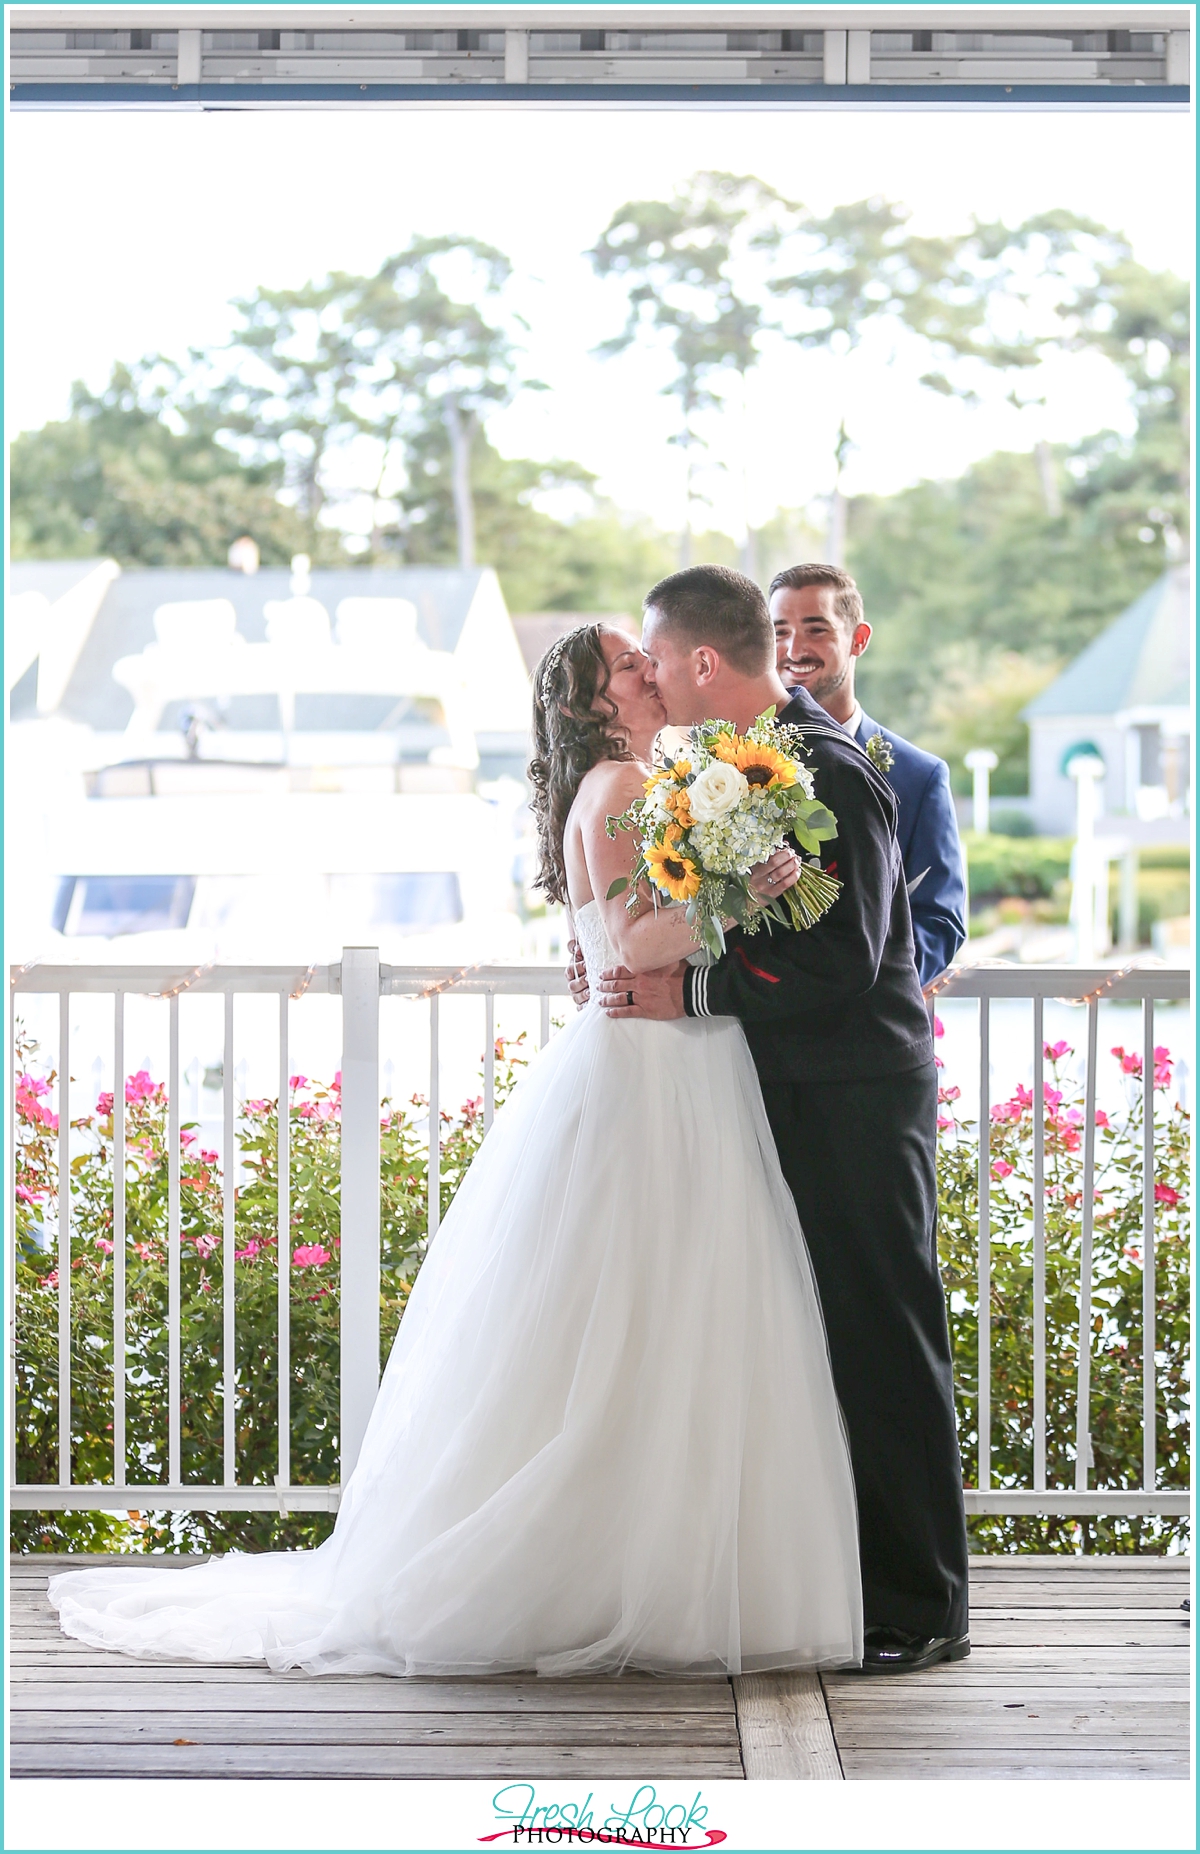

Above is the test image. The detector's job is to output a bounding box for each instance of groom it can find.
[595,565,970,1673]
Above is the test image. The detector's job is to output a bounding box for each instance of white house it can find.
[1022,562,1191,836]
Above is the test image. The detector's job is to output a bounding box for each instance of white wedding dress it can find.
[50,902,862,1677]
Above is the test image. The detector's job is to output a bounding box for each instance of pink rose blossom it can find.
[938,1084,961,1104]
[97,1091,114,1116]
[292,1243,331,1268]
[15,1184,39,1204]
[1013,1084,1034,1108]
[289,1074,310,1091]
[125,1070,158,1102]
[1044,1040,1071,1060]
[936,1114,954,1132]
[1043,1085,1063,1109]
[43,1270,59,1291]
[1154,1183,1181,1206]
[1094,1109,1110,1129]
[94,1238,114,1255]
[235,1241,262,1261]
[194,1234,219,1259]
[933,1016,945,1039]
[991,1159,1014,1180]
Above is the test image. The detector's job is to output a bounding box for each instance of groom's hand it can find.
[565,938,590,1011]
[598,962,687,1020]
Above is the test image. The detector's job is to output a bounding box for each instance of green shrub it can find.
[963,831,1074,905]
[12,1035,527,1555]
[14,1024,1190,1558]
[935,1021,1190,1553]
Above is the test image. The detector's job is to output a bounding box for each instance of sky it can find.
[5,105,1193,538]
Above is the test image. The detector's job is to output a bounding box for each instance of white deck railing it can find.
[932,963,1190,1520]
[9,954,1190,1520]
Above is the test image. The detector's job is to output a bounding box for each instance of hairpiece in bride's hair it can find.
[537,628,582,700]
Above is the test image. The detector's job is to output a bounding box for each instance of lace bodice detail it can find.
[573,902,618,996]
[573,900,711,997]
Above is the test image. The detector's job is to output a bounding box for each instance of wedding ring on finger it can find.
[626,990,634,1007]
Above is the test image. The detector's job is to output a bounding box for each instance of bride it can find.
[50,623,862,1679]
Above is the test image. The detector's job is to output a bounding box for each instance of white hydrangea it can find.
[691,793,786,875]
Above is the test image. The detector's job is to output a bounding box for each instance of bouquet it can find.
[606,710,841,958]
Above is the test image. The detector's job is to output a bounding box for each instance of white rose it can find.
[688,760,749,823]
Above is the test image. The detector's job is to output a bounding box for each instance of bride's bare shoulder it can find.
[573,758,648,813]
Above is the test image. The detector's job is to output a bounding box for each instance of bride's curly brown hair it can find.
[529,624,634,905]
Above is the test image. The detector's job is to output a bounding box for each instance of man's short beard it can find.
[788,662,847,706]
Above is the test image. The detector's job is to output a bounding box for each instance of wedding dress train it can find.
[50,902,862,1677]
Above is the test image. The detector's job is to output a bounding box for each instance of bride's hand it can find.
[748,848,800,906]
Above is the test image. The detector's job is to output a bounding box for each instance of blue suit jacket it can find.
[854,711,966,987]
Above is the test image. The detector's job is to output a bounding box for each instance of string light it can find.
[412,962,485,1002]
[289,964,317,1002]
[9,958,41,988]
[152,962,215,1001]
[923,958,1010,1001]
[925,955,1164,1009]
[1058,955,1163,1010]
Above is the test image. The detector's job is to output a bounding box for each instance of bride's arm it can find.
[579,764,703,975]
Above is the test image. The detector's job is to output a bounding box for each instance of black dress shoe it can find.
[852,1626,971,1674]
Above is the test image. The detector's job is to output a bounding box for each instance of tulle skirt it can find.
[50,1006,862,1677]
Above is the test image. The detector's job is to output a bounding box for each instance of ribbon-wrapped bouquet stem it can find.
[606,710,842,959]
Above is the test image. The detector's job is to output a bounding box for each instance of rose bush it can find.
[12,1031,528,1555]
[12,1017,1190,1557]
[935,1018,1191,1554]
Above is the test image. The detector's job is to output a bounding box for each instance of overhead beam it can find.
[9,7,1190,107]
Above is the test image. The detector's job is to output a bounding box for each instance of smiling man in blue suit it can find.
[770,563,966,988]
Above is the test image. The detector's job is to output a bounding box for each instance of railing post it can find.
[339,947,381,1484]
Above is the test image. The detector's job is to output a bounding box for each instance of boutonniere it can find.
[865,732,895,775]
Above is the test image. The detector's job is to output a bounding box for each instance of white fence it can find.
[9,954,1190,1521]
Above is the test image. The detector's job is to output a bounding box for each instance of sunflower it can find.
[645,840,702,901]
[728,740,797,791]
[708,733,741,767]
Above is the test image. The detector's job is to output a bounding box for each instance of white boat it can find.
[8,556,545,968]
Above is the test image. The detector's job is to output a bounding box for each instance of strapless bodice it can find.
[574,901,618,996]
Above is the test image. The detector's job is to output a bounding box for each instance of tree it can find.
[187,239,531,570]
[10,362,309,566]
[763,197,974,560]
[360,237,532,569]
[588,172,783,563]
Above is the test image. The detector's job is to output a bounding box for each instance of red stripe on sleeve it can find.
[735,947,781,984]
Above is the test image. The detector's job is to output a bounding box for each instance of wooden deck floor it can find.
[10,1554,1191,1781]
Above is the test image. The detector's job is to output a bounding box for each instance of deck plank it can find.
[12,1553,1192,1782]
[730,1672,839,1780]
[9,1743,745,1779]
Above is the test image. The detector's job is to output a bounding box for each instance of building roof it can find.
[38,565,496,730]
[510,613,636,677]
[1022,563,1191,721]
[10,559,111,602]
